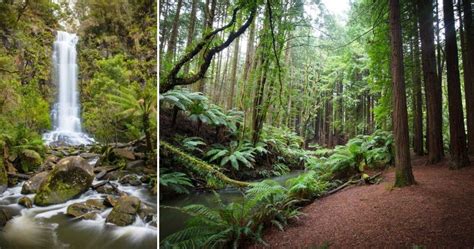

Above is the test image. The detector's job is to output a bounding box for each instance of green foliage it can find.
[160,169,193,194]
[181,137,206,153]
[83,54,157,146]
[206,141,256,170]
[286,171,329,199]
[161,194,265,249]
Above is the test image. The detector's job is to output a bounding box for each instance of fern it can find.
[159,169,193,194]
[206,141,256,170]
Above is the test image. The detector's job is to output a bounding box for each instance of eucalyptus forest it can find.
[159,0,474,248]
[0,1,157,248]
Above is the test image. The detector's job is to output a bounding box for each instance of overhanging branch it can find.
[161,4,257,93]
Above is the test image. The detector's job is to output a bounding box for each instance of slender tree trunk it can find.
[159,0,169,58]
[165,0,183,61]
[238,18,256,109]
[412,10,424,156]
[390,0,415,187]
[443,0,470,168]
[417,0,444,164]
[461,0,474,155]
[197,0,217,92]
[228,36,240,109]
[183,0,198,74]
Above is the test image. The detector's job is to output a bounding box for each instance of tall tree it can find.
[184,0,198,74]
[412,30,424,156]
[389,0,416,187]
[443,0,470,168]
[417,0,444,163]
[166,0,183,61]
[461,0,474,154]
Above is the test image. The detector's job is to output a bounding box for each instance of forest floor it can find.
[251,155,474,248]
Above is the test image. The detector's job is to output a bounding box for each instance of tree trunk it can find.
[443,0,470,168]
[417,0,444,164]
[389,0,415,187]
[165,0,183,61]
[461,0,474,155]
[227,36,240,109]
[197,0,217,92]
[412,8,424,156]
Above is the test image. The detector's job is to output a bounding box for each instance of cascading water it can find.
[43,31,94,146]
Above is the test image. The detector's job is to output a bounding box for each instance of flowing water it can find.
[43,31,94,146]
[159,170,304,239]
[0,158,157,249]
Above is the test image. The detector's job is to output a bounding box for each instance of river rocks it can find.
[119,175,141,186]
[126,160,145,170]
[18,197,33,208]
[79,152,99,160]
[0,208,12,227]
[111,148,135,161]
[0,158,8,194]
[21,171,48,194]
[66,199,105,220]
[18,149,42,172]
[34,156,94,206]
[104,195,119,207]
[106,195,141,226]
[138,203,155,222]
[96,183,121,196]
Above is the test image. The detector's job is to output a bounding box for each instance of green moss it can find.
[34,163,93,206]
[0,158,7,188]
[160,141,250,188]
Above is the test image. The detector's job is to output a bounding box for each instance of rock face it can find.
[19,149,42,172]
[106,195,141,226]
[34,156,94,206]
[21,171,49,194]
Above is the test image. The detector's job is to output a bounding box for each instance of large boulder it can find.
[18,149,42,172]
[106,195,141,226]
[21,171,49,194]
[34,156,94,206]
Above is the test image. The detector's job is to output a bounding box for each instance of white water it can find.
[43,31,94,146]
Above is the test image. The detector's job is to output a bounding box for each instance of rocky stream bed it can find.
[0,140,157,249]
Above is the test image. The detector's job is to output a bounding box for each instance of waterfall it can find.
[43,31,94,146]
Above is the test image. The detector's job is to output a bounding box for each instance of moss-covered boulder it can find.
[19,149,42,173]
[34,156,94,206]
[18,196,33,208]
[21,171,48,194]
[0,158,8,193]
[106,195,141,226]
[66,199,105,220]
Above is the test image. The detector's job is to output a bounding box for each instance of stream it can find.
[159,170,304,239]
[0,158,157,249]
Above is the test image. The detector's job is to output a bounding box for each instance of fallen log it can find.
[322,172,384,197]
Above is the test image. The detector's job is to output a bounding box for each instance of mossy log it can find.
[160,141,250,188]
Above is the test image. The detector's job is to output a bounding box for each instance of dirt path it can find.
[252,156,474,248]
